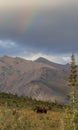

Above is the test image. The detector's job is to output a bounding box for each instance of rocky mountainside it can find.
[0,56,77,103]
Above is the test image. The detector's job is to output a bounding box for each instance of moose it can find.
[33,105,52,114]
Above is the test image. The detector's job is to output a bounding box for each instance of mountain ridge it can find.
[0,55,77,103]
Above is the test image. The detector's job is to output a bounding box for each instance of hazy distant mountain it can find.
[0,56,77,103]
[35,57,63,67]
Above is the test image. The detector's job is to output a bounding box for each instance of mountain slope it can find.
[0,56,77,103]
[35,57,69,70]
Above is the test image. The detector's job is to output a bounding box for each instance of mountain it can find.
[35,57,73,69]
[35,57,65,69]
[0,56,77,103]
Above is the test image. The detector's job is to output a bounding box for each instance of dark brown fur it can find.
[33,106,49,113]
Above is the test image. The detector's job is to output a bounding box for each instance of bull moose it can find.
[33,106,52,113]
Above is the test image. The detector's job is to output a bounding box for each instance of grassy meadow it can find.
[0,93,78,130]
[0,107,64,130]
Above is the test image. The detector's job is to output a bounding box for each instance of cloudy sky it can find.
[0,0,78,64]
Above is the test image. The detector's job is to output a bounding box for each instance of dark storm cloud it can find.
[19,8,78,54]
[0,3,78,55]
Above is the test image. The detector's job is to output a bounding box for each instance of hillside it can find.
[0,92,66,130]
[0,55,77,103]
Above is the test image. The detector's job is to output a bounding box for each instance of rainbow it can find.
[20,7,38,33]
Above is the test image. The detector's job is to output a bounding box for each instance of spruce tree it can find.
[67,53,78,130]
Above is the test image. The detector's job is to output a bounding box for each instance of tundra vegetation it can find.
[0,92,78,130]
[0,54,78,130]
[0,93,64,130]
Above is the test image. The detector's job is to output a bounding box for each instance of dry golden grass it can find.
[0,106,78,130]
[0,106,64,130]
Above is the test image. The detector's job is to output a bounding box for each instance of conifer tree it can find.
[68,53,78,130]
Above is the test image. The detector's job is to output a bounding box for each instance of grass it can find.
[0,106,64,130]
[0,92,78,130]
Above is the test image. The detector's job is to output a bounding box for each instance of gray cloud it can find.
[0,1,78,57]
